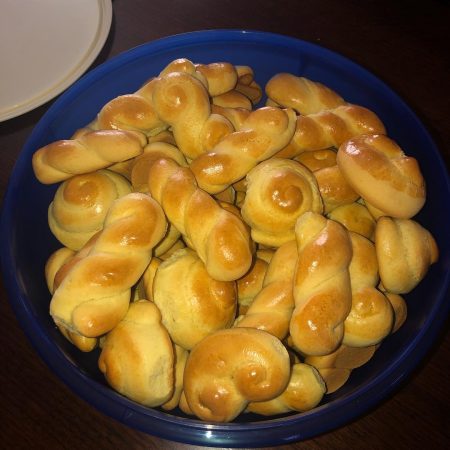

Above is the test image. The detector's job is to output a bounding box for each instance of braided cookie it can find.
[343,232,394,347]
[190,106,297,194]
[337,134,426,218]
[148,158,253,281]
[98,300,174,407]
[241,158,323,247]
[50,193,167,337]
[48,170,131,250]
[290,212,353,356]
[275,104,386,159]
[183,327,290,422]
[32,129,146,184]
[265,73,345,114]
[234,240,298,340]
[375,217,438,294]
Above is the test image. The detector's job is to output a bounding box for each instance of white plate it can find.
[0,0,112,122]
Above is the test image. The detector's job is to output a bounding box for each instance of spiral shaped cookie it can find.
[183,327,290,422]
[48,170,131,250]
[290,212,352,356]
[190,106,297,194]
[152,71,234,160]
[241,158,323,247]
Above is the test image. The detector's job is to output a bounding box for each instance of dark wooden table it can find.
[1,1,449,449]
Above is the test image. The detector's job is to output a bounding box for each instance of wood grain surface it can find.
[0,1,449,449]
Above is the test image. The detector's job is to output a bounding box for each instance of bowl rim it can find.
[1,29,450,447]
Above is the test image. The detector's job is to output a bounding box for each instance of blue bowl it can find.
[1,30,449,447]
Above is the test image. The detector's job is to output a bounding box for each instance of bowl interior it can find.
[1,30,449,447]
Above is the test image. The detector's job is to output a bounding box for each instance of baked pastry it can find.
[212,90,253,110]
[294,148,337,172]
[183,327,291,422]
[152,71,234,159]
[32,130,146,184]
[162,344,189,410]
[290,212,352,356]
[375,216,438,293]
[343,232,394,347]
[45,247,98,352]
[190,106,297,194]
[48,169,131,250]
[265,73,345,114]
[234,65,263,105]
[337,134,426,219]
[241,158,323,247]
[236,256,268,314]
[305,344,378,393]
[50,193,167,337]
[275,104,386,159]
[94,77,167,136]
[153,248,237,350]
[195,61,238,96]
[148,157,253,281]
[327,202,376,240]
[234,240,297,340]
[246,363,325,415]
[313,164,359,214]
[98,299,174,407]
[384,291,408,333]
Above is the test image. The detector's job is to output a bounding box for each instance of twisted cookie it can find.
[275,104,386,159]
[190,106,297,194]
[50,193,167,337]
[32,130,146,184]
[234,240,298,340]
[265,73,345,114]
[375,217,438,293]
[290,212,353,356]
[148,158,253,281]
[337,134,426,218]
[343,232,394,347]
